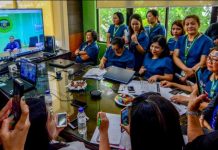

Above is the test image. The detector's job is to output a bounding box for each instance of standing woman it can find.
[168,20,185,55]
[145,9,166,42]
[129,14,149,71]
[173,15,214,82]
[106,12,128,48]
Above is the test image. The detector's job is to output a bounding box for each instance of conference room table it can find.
[0,59,188,150]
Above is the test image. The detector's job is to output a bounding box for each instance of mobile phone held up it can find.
[121,107,129,132]
[11,79,24,127]
[71,99,87,108]
[57,112,68,128]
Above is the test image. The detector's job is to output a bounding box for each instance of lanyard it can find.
[210,79,218,98]
[113,24,123,38]
[184,33,200,64]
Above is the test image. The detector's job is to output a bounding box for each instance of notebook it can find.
[0,61,37,96]
[49,59,75,68]
[103,66,135,84]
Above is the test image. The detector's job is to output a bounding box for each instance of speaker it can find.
[44,36,55,53]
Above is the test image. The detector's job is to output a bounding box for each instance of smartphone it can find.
[169,89,182,95]
[128,86,135,93]
[68,118,78,130]
[121,107,129,132]
[71,99,87,108]
[57,112,67,127]
[11,78,24,126]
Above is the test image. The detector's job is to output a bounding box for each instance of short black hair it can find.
[146,9,159,17]
[86,29,98,41]
[114,12,124,25]
[148,35,170,58]
[111,37,125,48]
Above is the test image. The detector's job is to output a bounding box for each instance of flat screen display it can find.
[0,9,44,58]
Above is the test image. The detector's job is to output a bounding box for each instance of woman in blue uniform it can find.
[106,12,128,48]
[173,15,214,82]
[139,35,173,83]
[128,14,149,71]
[99,37,134,69]
[168,20,185,55]
[75,29,99,65]
[145,9,166,42]
[161,47,218,105]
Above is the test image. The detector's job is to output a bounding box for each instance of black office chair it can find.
[29,36,38,47]
[14,39,21,49]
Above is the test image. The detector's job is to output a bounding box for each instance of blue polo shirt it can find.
[75,41,99,64]
[129,31,149,71]
[104,46,135,69]
[175,34,213,68]
[145,23,166,42]
[107,24,128,42]
[142,53,174,79]
[4,41,19,52]
[168,37,177,52]
[197,68,218,99]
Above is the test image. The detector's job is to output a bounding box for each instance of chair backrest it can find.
[29,36,38,47]
[14,39,21,48]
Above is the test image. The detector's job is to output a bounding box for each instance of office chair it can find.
[29,36,38,47]
[14,39,21,49]
[39,34,44,43]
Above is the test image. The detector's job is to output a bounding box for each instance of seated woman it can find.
[139,35,173,83]
[168,20,185,55]
[99,37,135,69]
[173,15,213,82]
[75,29,99,65]
[161,46,218,106]
[99,92,184,150]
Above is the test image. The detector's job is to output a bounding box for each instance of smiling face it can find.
[171,24,183,38]
[130,18,141,33]
[150,42,163,58]
[113,14,120,25]
[207,50,218,73]
[184,18,199,36]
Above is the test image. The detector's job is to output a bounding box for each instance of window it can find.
[98,8,126,42]
[167,7,212,39]
[134,7,166,28]
[97,7,212,42]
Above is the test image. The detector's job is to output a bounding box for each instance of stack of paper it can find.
[83,68,106,80]
[90,113,122,148]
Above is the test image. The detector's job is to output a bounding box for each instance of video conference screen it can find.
[0,9,44,58]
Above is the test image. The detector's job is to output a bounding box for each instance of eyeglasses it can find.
[207,56,218,64]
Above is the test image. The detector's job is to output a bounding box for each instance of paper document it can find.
[91,113,122,147]
[118,80,187,115]
[83,68,106,80]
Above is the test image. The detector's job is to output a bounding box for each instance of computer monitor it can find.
[20,61,37,85]
[0,9,45,59]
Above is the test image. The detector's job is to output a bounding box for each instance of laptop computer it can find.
[49,59,75,68]
[103,66,135,84]
[0,61,37,96]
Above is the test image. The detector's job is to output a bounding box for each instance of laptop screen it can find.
[20,61,37,84]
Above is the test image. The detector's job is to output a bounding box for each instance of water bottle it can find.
[77,107,87,134]
[44,90,53,108]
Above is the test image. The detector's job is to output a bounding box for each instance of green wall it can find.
[82,0,106,61]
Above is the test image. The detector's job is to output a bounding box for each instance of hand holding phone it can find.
[56,112,67,128]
